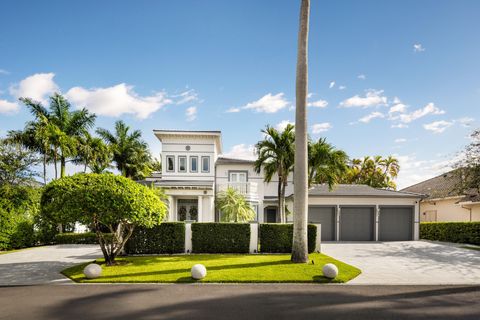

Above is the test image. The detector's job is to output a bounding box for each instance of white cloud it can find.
[338,85,347,90]
[397,102,445,123]
[339,89,387,108]
[357,74,366,80]
[0,69,9,75]
[396,154,454,189]
[423,120,454,133]
[413,43,425,53]
[358,111,384,123]
[0,99,19,114]
[66,83,172,119]
[9,72,59,104]
[394,138,407,143]
[307,99,328,108]
[226,107,241,113]
[174,89,199,105]
[311,122,332,134]
[329,81,335,89]
[391,123,409,129]
[388,98,407,114]
[222,144,256,160]
[236,93,289,113]
[275,120,294,131]
[185,106,197,121]
[457,117,475,127]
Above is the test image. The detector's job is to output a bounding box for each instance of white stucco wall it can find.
[419,198,475,222]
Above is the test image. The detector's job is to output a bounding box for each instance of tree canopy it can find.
[216,187,256,222]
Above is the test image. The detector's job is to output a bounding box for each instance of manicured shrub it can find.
[55,232,100,244]
[125,223,185,254]
[420,222,480,245]
[191,223,250,253]
[259,224,317,253]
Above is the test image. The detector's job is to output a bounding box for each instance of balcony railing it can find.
[216,182,258,200]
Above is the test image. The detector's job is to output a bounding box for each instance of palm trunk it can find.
[292,0,310,263]
[60,156,66,178]
[53,148,58,179]
[42,153,47,184]
[277,178,282,223]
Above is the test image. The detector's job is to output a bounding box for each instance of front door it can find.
[265,207,278,223]
[177,199,198,221]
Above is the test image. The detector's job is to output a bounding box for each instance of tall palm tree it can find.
[97,120,153,179]
[308,138,348,189]
[343,156,400,189]
[292,0,310,263]
[74,132,112,173]
[216,187,256,222]
[254,124,295,223]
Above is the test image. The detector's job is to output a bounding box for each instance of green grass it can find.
[460,245,480,251]
[62,253,361,283]
[0,247,33,255]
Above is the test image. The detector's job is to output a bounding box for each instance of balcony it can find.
[216,182,259,201]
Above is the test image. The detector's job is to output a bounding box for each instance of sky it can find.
[0,0,479,188]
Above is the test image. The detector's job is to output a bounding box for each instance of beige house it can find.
[402,170,480,222]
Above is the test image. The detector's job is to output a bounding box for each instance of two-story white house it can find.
[145,129,425,242]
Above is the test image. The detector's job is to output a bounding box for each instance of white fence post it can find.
[314,224,321,253]
[185,222,192,253]
[249,223,258,253]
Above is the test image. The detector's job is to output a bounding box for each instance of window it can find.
[201,156,210,173]
[229,171,247,182]
[166,156,175,172]
[178,156,187,172]
[190,156,198,172]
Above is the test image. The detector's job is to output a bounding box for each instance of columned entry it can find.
[177,199,198,221]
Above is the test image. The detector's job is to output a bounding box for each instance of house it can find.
[145,129,424,241]
[401,170,480,222]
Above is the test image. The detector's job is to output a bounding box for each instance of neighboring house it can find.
[402,170,480,222]
[145,129,424,241]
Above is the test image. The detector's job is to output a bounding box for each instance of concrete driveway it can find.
[322,241,480,285]
[0,245,102,286]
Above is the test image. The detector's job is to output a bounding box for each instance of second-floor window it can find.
[179,156,187,172]
[190,156,198,172]
[166,156,175,172]
[201,156,210,173]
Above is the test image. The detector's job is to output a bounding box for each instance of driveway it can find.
[0,245,102,286]
[322,241,480,285]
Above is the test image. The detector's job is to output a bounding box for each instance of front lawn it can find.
[62,253,361,283]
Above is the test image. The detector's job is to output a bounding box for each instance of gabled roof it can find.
[216,157,255,165]
[401,170,463,200]
[307,184,424,198]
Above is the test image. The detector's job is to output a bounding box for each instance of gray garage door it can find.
[308,206,336,241]
[340,207,374,241]
[379,207,413,241]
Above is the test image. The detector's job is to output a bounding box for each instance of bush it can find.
[55,232,100,244]
[420,222,480,245]
[259,224,317,253]
[191,223,250,253]
[125,223,185,254]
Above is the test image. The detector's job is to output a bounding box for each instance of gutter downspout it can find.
[461,205,472,222]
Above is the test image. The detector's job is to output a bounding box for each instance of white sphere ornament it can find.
[191,264,207,280]
[322,263,338,279]
[83,263,102,279]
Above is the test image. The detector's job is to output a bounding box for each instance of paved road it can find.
[0,245,102,285]
[322,241,480,285]
[0,284,478,320]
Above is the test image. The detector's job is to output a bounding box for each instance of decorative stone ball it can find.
[191,264,207,280]
[322,263,338,279]
[83,263,102,279]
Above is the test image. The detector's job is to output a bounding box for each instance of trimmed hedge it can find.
[420,222,480,245]
[125,223,185,254]
[55,232,99,244]
[191,223,250,253]
[259,224,317,253]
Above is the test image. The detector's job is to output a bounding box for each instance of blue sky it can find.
[0,0,479,188]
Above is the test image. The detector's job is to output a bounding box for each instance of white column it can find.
[249,223,259,253]
[185,222,192,253]
[168,196,174,221]
[414,201,420,240]
[375,205,380,241]
[336,205,341,241]
[314,224,321,252]
[198,195,203,222]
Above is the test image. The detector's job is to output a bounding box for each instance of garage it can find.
[379,206,413,241]
[340,207,375,241]
[308,206,336,241]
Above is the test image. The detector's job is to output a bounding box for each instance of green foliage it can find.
[0,139,38,185]
[454,129,480,194]
[191,223,250,253]
[41,173,167,264]
[55,232,113,244]
[308,137,348,189]
[216,187,255,222]
[125,223,185,254]
[420,222,480,245]
[259,224,317,253]
[342,155,400,190]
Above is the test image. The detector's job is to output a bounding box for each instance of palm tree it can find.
[254,124,295,223]
[292,0,310,263]
[343,156,400,189]
[216,187,256,222]
[97,120,153,179]
[308,138,348,189]
[75,132,112,173]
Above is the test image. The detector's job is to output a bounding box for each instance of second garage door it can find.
[379,206,413,241]
[340,207,375,241]
[308,206,336,241]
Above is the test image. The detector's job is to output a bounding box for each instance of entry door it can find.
[177,199,198,221]
[265,208,277,223]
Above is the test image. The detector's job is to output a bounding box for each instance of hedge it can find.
[125,223,185,254]
[420,222,480,245]
[259,224,317,253]
[55,232,99,244]
[191,223,250,253]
